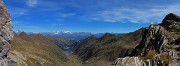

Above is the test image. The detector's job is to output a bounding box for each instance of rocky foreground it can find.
[112,13,180,66]
[0,0,14,66]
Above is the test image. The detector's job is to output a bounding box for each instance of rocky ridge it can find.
[0,0,14,66]
[113,13,180,66]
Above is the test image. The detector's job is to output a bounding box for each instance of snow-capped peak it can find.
[63,31,72,34]
[54,31,60,34]
[15,30,22,34]
[53,31,72,34]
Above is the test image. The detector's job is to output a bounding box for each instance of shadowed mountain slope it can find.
[72,28,146,65]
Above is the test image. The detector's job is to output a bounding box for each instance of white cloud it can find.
[10,8,29,17]
[52,23,64,26]
[13,21,23,26]
[89,4,180,23]
[12,21,29,26]
[27,0,38,7]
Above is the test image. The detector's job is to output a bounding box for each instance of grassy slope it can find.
[8,28,146,66]
[9,33,71,66]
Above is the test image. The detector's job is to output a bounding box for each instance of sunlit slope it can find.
[9,32,70,66]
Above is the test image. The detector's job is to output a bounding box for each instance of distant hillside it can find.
[72,28,146,65]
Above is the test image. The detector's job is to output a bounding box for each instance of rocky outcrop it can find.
[112,57,167,66]
[130,13,180,57]
[0,0,14,66]
[160,13,180,32]
[131,24,169,56]
[113,13,180,66]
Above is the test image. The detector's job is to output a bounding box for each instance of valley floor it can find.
[64,51,113,66]
[64,52,83,66]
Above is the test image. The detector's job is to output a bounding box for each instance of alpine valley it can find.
[1,0,180,66]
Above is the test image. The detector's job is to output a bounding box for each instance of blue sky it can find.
[3,0,180,33]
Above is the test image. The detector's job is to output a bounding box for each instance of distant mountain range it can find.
[15,30,125,41]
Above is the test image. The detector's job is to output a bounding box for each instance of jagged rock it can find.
[160,13,180,32]
[130,13,180,57]
[113,13,180,66]
[168,50,180,66]
[112,57,143,66]
[0,0,14,66]
[112,57,166,66]
[131,24,169,56]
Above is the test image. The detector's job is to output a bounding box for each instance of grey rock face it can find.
[112,57,166,66]
[113,13,180,66]
[131,24,168,56]
[0,0,14,66]
[112,57,143,66]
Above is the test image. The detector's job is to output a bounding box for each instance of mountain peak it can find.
[166,13,178,17]
[160,13,180,32]
[163,13,180,21]
[102,33,115,37]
